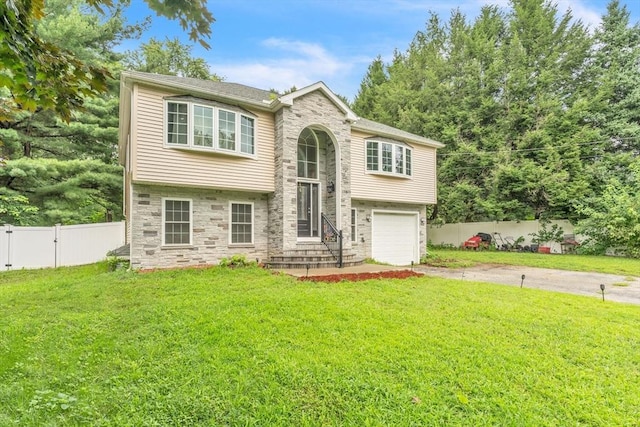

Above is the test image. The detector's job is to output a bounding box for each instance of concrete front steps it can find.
[266,244,364,269]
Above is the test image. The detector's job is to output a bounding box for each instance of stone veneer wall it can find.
[269,90,353,253]
[131,184,269,269]
[270,108,286,256]
[350,200,427,261]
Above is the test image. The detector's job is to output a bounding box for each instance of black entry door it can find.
[297,182,319,238]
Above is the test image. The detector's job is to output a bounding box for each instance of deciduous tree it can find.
[124,37,220,80]
[0,0,213,122]
[575,157,640,257]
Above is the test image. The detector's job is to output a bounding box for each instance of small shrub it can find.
[219,254,256,268]
[106,256,129,272]
[530,220,564,245]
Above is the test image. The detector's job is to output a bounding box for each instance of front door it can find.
[297,182,319,238]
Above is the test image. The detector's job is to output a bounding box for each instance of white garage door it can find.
[372,211,419,265]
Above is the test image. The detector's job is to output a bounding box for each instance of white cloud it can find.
[211,38,355,93]
[555,0,602,28]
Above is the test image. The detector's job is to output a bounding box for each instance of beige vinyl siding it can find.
[132,84,275,192]
[350,131,437,204]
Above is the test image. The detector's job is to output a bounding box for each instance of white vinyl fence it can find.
[0,222,125,271]
[428,220,576,254]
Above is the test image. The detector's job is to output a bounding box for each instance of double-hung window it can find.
[381,143,393,172]
[240,116,255,155]
[165,99,256,157]
[167,103,188,145]
[218,110,236,151]
[366,141,379,171]
[193,105,213,148]
[163,198,192,245]
[365,139,412,177]
[230,202,253,245]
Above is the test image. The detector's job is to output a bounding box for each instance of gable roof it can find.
[276,82,358,122]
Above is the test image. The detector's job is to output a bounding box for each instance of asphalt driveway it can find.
[417,264,640,305]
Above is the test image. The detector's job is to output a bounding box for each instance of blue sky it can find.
[123,0,640,101]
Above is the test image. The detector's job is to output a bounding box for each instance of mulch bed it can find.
[298,270,423,283]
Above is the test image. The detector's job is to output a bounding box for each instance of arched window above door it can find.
[297,128,318,179]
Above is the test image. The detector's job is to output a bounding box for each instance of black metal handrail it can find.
[321,213,343,268]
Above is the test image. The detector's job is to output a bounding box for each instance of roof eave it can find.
[351,122,445,149]
[277,82,358,122]
[120,71,274,111]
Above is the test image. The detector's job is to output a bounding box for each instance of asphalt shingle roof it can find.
[123,71,275,106]
[353,118,444,148]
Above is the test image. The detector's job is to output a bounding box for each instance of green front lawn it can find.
[1,263,639,425]
[427,248,640,276]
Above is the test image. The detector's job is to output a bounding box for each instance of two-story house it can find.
[118,71,443,270]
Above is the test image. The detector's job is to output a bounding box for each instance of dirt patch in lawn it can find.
[298,270,422,283]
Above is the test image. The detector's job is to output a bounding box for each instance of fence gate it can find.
[1,225,57,271]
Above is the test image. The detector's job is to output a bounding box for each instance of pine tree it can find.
[588,0,640,152]
[352,56,389,122]
[353,0,595,222]
[0,0,133,225]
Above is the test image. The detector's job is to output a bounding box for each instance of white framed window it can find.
[366,141,378,171]
[351,208,357,243]
[165,100,256,157]
[382,143,393,172]
[167,102,188,145]
[297,128,318,179]
[366,140,412,177]
[395,145,404,174]
[230,202,253,245]
[162,198,192,246]
[218,109,236,151]
[193,105,214,148]
[240,116,255,155]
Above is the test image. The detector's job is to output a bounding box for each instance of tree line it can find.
[352,0,640,256]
